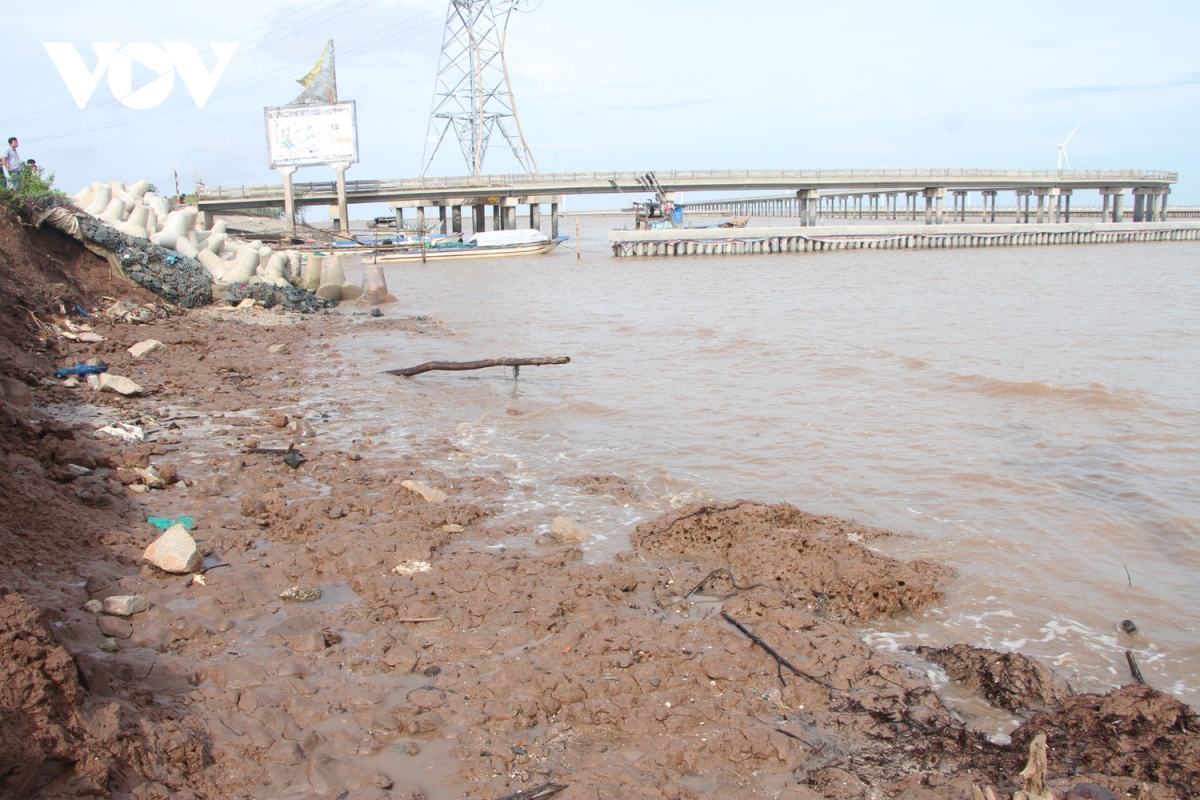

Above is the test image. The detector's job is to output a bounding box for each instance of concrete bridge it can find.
[195,168,1178,234]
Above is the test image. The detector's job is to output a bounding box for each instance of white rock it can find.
[400,480,448,504]
[78,332,105,343]
[142,524,202,574]
[268,343,288,354]
[95,421,145,442]
[95,373,144,396]
[128,339,164,359]
[83,599,104,613]
[135,466,166,488]
[550,516,589,545]
[62,376,80,388]
[103,595,150,616]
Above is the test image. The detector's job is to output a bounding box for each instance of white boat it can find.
[367,229,566,263]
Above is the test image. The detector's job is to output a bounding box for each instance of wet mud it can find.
[1,207,1198,799]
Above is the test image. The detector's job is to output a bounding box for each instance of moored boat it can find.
[366,229,566,263]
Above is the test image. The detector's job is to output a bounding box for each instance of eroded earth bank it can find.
[1,206,1197,800]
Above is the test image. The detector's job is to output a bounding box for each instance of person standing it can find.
[3,137,21,188]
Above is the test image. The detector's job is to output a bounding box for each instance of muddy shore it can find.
[1,207,1197,799]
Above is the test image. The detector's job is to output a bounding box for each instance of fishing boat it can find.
[366,229,566,263]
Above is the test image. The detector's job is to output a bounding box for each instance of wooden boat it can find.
[366,230,566,263]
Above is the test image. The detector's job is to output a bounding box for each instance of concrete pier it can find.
[609,220,1200,258]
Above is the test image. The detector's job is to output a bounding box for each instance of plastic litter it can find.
[55,364,108,379]
[95,421,146,442]
[283,451,307,469]
[147,516,195,531]
[75,304,91,318]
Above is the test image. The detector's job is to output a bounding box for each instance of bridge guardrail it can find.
[196,169,1179,203]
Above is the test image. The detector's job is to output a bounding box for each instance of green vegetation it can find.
[0,168,65,212]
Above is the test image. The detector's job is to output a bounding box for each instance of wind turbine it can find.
[1034,118,1084,170]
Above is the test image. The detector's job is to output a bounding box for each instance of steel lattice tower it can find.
[420,0,539,177]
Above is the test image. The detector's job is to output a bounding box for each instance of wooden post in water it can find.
[575,217,581,260]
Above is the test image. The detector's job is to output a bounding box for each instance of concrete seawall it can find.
[608,221,1200,257]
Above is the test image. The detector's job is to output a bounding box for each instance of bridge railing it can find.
[196,168,1178,202]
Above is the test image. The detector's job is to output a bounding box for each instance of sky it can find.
[8,0,1200,213]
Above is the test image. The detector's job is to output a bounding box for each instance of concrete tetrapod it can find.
[85,184,112,216]
[361,263,395,305]
[316,254,346,301]
[222,245,260,284]
[302,254,323,291]
[196,249,227,282]
[100,197,127,223]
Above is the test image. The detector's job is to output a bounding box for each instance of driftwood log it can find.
[384,357,570,378]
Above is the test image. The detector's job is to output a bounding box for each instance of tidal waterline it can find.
[321,215,1200,721]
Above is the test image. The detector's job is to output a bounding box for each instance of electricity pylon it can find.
[420,0,540,177]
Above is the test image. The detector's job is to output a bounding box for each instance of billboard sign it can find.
[264,101,358,168]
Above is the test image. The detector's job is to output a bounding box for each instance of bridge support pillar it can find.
[1035,188,1059,223]
[452,205,462,234]
[493,204,502,231]
[417,207,426,235]
[1101,193,1111,222]
[982,191,997,223]
[1099,188,1126,222]
[1016,190,1032,223]
[1133,188,1159,223]
[530,203,540,231]
[906,192,918,221]
[551,202,559,238]
[332,162,350,234]
[886,192,897,220]
[439,206,447,234]
[473,204,486,234]
[1159,188,1169,221]
[394,207,404,232]
[501,198,518,230]
[276,166,297,233]
[1060,189,1072,222]
[795,189,820,227]
[923,187,945,225]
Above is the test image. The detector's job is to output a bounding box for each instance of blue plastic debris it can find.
[147,516,195,531]
[55,364,108,379]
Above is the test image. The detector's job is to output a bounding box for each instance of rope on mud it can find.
[658,500,751,532]
[774,726,824,752]
[721,612,836,691]
[492,784,568,800]
[685,566,767,598]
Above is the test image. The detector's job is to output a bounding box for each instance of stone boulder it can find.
[400,480,447,504]
[142,524,201,574]
[102,595,150,616]
[551,516,590,545]
[128,339,164,359]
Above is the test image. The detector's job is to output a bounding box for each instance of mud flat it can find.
[0,205,1197,799]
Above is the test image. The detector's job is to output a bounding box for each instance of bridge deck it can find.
[196,168,1177,211]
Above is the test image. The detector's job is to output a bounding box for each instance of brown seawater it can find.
[317,214,1200,732]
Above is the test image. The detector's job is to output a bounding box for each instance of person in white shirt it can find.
[4,137,22,188]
